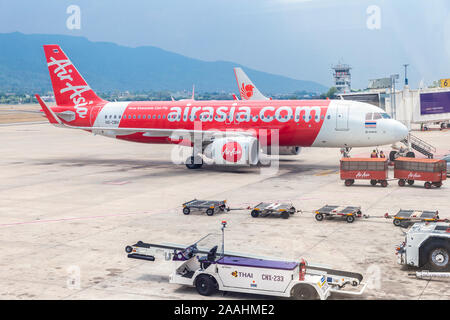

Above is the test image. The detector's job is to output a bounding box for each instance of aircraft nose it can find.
[394,121,409,141]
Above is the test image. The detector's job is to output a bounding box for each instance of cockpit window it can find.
[366,112,391,120]
[373,113,382,120]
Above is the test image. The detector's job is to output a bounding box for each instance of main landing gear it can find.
[185,156,203,169]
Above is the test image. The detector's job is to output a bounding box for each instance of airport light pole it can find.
[403,64,409,86]
[390,74,399,119]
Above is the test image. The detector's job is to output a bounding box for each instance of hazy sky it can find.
[1,0,450,89]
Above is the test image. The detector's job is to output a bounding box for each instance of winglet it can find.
[35,94,61,125]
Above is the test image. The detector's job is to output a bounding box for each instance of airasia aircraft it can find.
[37,45,408,169]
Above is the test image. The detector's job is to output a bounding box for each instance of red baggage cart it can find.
[394,157,447,189]
[340,158,389,187]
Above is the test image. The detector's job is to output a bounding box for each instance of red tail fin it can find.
[43,45,104,107]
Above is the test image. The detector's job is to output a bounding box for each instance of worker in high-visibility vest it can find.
[370,150,378,158]
[379,151,386,158]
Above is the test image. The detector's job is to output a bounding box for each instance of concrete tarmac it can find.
[0,122,449,300]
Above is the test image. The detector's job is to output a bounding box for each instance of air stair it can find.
[401,133,436,159]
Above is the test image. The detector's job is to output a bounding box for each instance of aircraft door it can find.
[335,103,349,131]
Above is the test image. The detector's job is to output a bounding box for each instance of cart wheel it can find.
[370,179,377,186]
[434,182,442,188]
[381,180,388,188]
[393,219,402,227]
[398,179,405,187]
[407,180,415,185]
[281,212,289,219]
[206,208,214,216]
[424,182,432,189]
[251,210,259,218]
[346,215,355,223]
[290,284,319,300]
[125,246,133,253]
[315,213,324,221]
[289,207,296,215]
[183,207,191,215]
[345,179,353,187]
[195,274,218,296]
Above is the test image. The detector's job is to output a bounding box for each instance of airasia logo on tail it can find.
[240,83,254,100]
[222,141,243,163]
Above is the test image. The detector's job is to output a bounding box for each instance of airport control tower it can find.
[332,63,352,94]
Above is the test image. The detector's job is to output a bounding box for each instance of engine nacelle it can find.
[205,136,259,165]
[262,146,302,155]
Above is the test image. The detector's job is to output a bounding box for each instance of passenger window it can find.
[138,115,141,119]
[365,113,373,120]
[133,115,136,119]
[381,113,391,119]
[327,115,331,119]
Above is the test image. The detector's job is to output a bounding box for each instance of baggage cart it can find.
[340,158,389,187]
[394,157,447,189]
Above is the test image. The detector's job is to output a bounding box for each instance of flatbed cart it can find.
[125,222,367,300]
[394,157,447,189]
[314,205,362,223]
[250,202,297,219]
[182,199,229,216]
[340,158,389,187]
[389,209,440,227]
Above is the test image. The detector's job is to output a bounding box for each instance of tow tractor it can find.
[396,222,450,271]
[125,222,367,300]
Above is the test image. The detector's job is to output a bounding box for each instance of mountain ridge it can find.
[0,32,327,95]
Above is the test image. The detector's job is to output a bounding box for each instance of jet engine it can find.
[204,136,259,165]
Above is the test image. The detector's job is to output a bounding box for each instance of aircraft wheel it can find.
[185,156,203,169]
[389,151,397,162]
[406,151,415,158]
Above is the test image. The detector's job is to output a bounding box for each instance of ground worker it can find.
[379,151,386,158]
[370,150,378,158]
